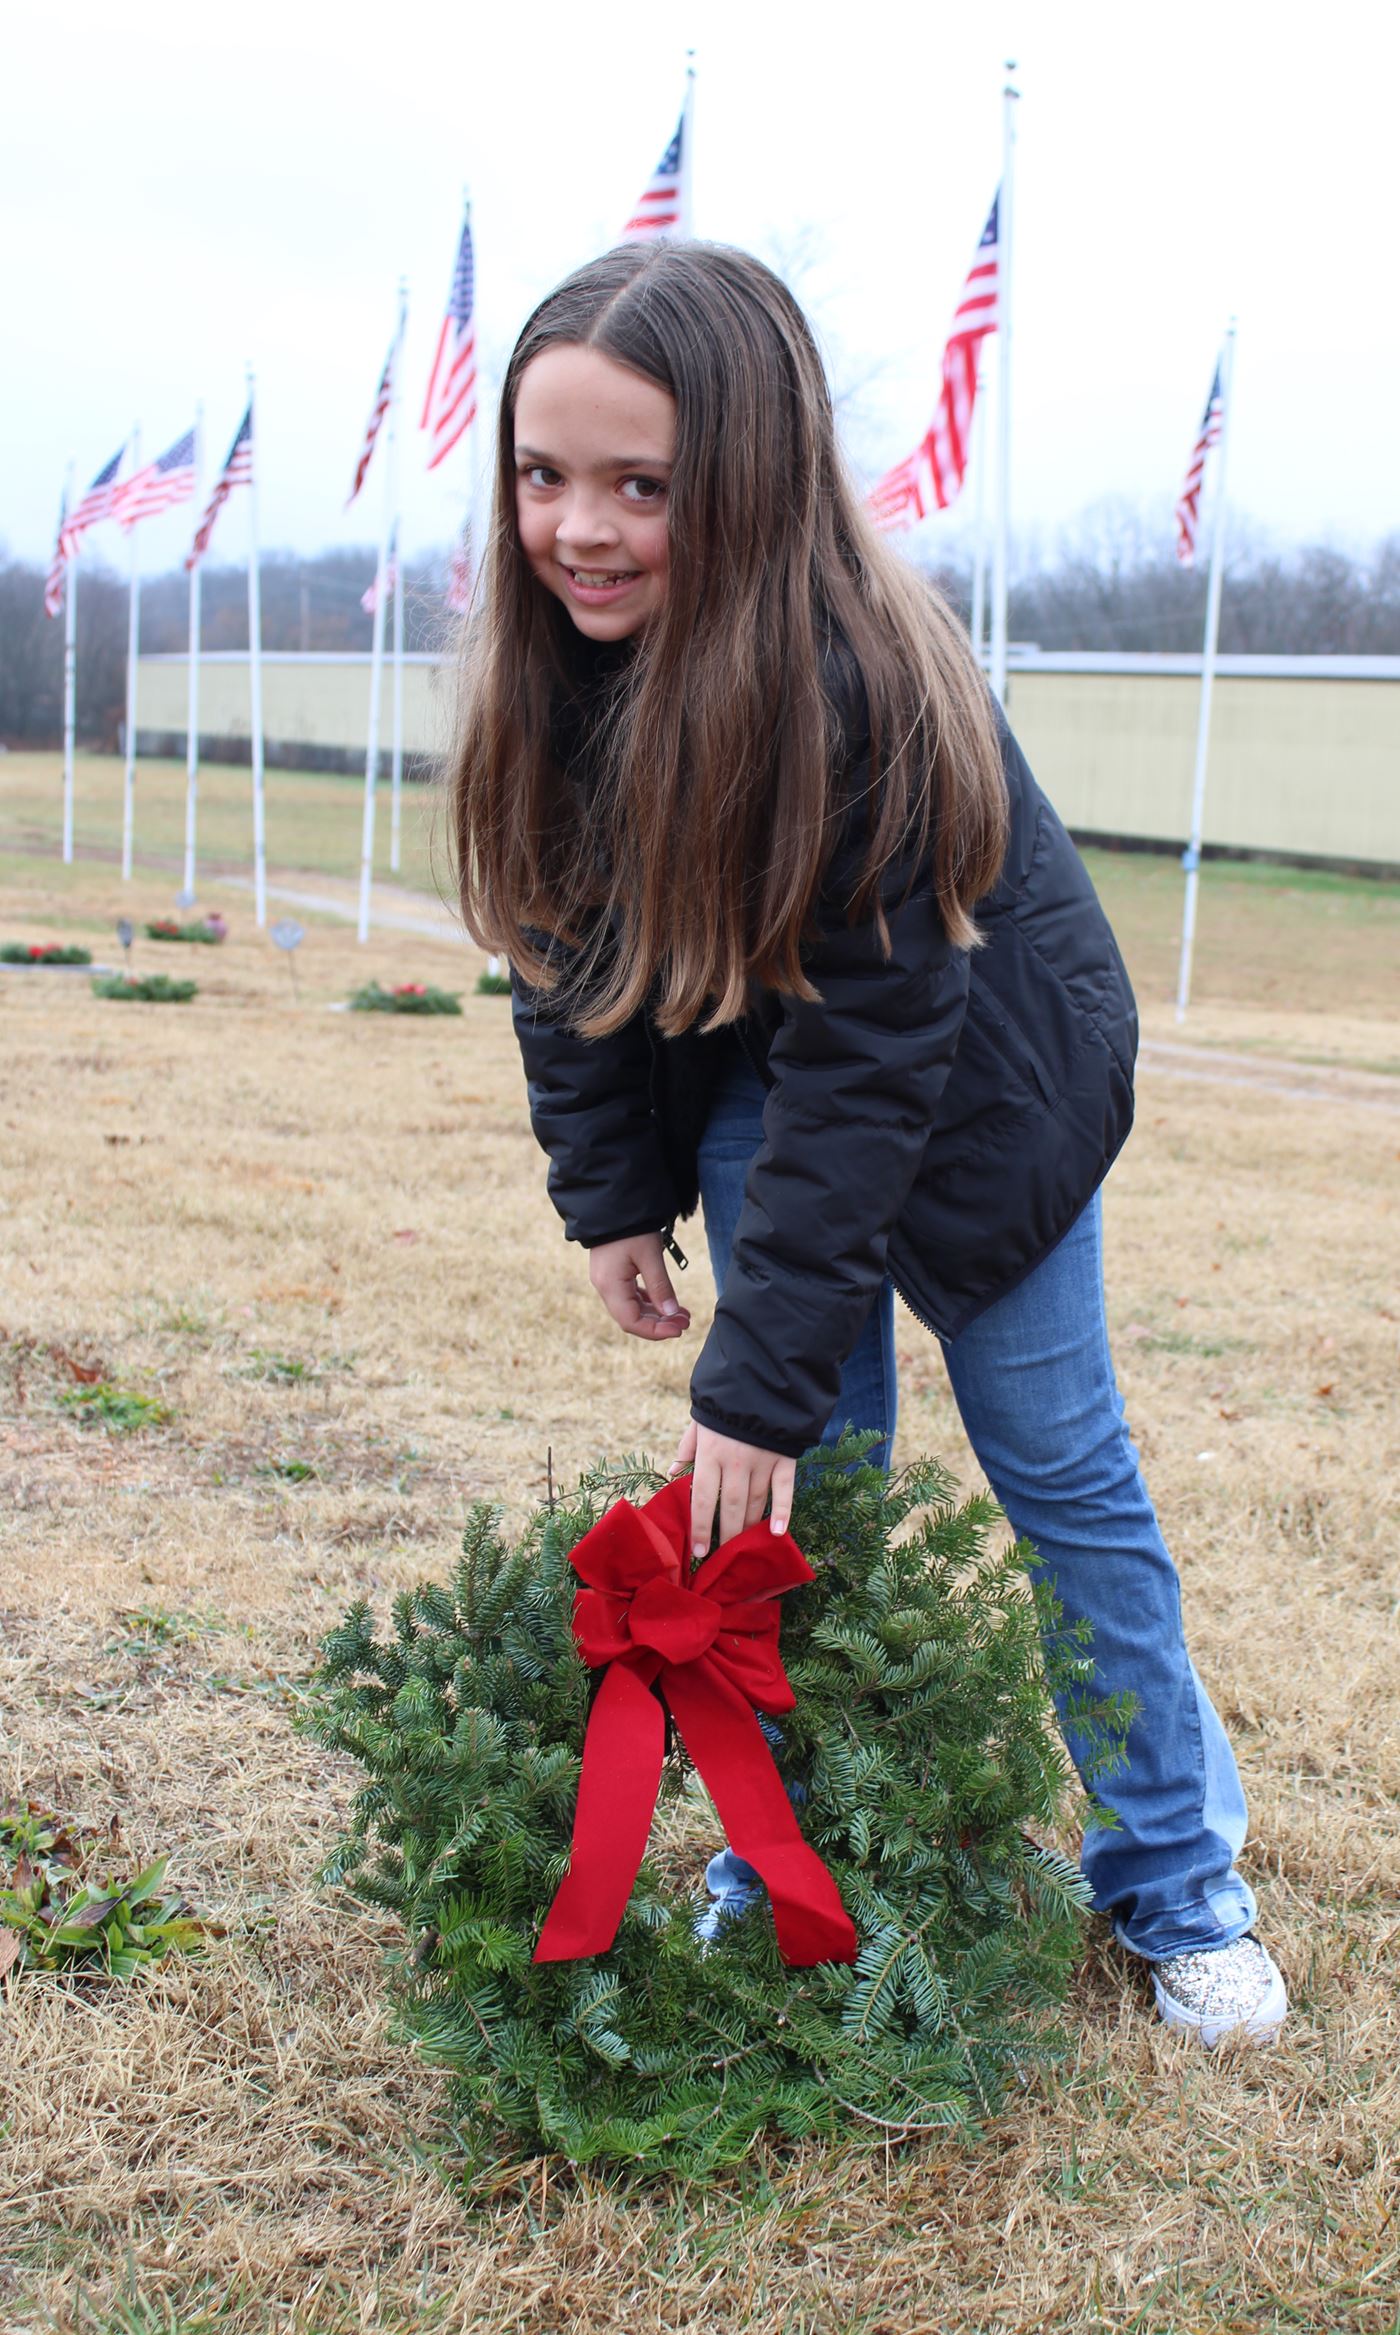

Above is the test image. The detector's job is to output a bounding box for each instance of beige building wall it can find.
[1009,673,1398,866]
[139,653,451,760]
[140,655,1400,867]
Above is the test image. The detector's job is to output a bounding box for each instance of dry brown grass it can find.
[1,765,1398,2334]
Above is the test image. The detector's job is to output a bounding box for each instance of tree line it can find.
[1,517,1396,749]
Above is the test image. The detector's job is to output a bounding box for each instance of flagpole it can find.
[358,286,406,945]
[183,405,204,899]
[389,527,404,873]
[969,360,989,668]
[1175,320,1236,1024]
[121,428,142,884]
[680,50,697,235]
[457,201,491,974]
[246,368,268,927]
[462,192,482,603]
[60,465,77,864]
[989,64,1018,709]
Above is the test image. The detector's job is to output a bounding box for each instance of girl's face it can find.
[513,344,674,641]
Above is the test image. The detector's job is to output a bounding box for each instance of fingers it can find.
[768,1458,796,1537]
[641,1258,681,1321]
[689,1445,720,1561]
[686,1428,796,1560]
[719,1466,750,1550]
[588,1238,690,1341]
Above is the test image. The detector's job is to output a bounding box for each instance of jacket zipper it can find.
[885,1251,944,1343]
[663,1226,689,1271]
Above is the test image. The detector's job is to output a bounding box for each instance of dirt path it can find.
[218,871,465,942]
[1138,1036,1400,1112]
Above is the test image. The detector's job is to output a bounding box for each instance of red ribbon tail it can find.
[533,1661,665,1962]
[664,1663,858,1967]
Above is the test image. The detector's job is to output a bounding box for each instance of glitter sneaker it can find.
[1151,1932,1288,2046]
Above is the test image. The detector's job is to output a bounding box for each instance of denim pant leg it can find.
[695,1055,897,1902]
[942,1191,1257,1961]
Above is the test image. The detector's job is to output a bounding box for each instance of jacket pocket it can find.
[961,985,1061,1111]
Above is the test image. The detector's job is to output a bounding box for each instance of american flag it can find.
[866,448,930,532]
[186,405,253,571]
[867,192,1000,531]
[349,336,397,505]
[113,427,197,530]
[44,492,68,619]
[1174,364,1224,567]
[361,525,400,614]
[59,445,124,556]
[421,209,478,471]
[622,116,684,239]
[445,535,473,614]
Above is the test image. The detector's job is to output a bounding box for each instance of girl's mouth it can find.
[562,566,642,604]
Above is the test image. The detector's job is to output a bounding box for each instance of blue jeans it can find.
[695,1051,1257,1962]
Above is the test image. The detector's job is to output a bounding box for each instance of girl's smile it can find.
[513,343,674,640]
[560,566,644,608]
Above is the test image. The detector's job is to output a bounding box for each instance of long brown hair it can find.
[449,241,1007,1037]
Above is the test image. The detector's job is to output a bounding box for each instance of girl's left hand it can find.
[670,1421,796,1560]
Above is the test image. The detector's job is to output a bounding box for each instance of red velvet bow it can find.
[533,1475,857,1967]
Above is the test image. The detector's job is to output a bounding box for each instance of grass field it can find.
[0,748,445,903]
[2,752,1398,2334]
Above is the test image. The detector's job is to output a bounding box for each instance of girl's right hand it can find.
[588,1234,691,1341]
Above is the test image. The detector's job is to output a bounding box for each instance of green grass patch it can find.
[105,1606,218,1657]
[56,1382,173,1433]
[1137,1328,1252,1359]
[1078,845,1400,904]
[160,1305,216,1337]
[0,748,442,895]
[234,1347,347,1384]
[0,1799,219,1983]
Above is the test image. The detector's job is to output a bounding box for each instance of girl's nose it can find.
[556,493,621,555]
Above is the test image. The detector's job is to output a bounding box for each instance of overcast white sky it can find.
[6,0,1396,579]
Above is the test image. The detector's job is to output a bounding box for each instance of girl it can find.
[449,240,1286,2049]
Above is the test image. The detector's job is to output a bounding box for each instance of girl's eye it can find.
[521,464,561,489]
[620,476,667,504]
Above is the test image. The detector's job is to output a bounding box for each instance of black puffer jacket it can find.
[510,710,1138,1460]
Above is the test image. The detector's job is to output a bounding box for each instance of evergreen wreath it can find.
[304,1438,1129,2178]
[91,973,197,1004]
[347,979,464,1016]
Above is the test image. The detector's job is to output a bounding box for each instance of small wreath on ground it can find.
[144,916,226,945]
[92,973,198,1004]
[1,942,92,965]
[348,980,463,1016]
[306,1441,1127,2178]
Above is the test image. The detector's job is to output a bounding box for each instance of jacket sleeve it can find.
[510,960,680,1250]
[687,859,969,1459]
